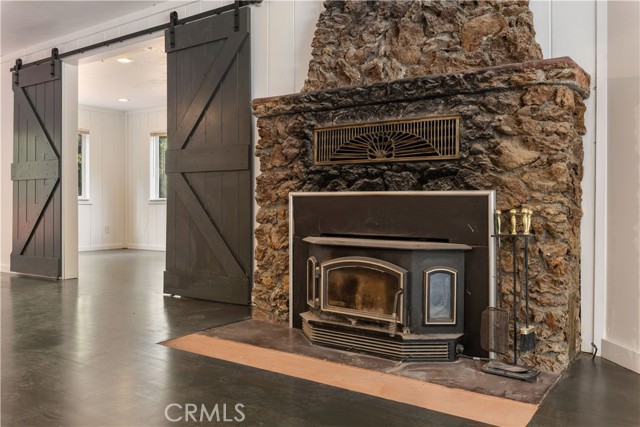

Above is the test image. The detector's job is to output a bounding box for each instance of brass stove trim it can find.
[314,115,459,165]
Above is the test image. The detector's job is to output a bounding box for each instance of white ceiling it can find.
[78,37,167,111]
[1,1,175,112]
[0,1,161,56]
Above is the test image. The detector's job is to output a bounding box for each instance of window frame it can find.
[149,133,168,202]
[77,131,90,201]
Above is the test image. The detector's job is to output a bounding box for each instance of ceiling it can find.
[78,37,167,111]
[1,1,178,111]
[0,1,162,56]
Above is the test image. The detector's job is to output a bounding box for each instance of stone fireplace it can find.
[251,0,590,372]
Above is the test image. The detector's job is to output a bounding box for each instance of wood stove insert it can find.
[302,236,471,361]
[289,191,496,359]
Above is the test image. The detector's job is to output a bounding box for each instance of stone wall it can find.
[303,0,543,92]
[253,58,590,372]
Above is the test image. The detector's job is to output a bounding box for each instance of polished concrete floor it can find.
[1,250,639,426]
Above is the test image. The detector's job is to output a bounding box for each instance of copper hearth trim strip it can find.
[163,334,538,427]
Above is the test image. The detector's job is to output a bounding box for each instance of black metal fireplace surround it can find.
[289,191,495,359]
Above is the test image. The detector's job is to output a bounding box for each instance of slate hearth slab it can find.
[192,319,560,405]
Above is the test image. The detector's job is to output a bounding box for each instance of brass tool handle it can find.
[510,209,518,235]
[495,209,502,235]
[522,208,533,235]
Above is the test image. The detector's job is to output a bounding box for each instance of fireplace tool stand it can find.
[482,208,540,382]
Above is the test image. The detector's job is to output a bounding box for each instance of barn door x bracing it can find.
[11,59,63,278]
[164,8,252,304]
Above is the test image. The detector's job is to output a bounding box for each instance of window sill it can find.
[149,199,167,205]
[78,199,93,205]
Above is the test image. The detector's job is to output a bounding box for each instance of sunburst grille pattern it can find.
[314,115,459,165]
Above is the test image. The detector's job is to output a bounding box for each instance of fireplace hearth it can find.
[302,236,471,361]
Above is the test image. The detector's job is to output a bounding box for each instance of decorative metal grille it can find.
[314,115,459,165]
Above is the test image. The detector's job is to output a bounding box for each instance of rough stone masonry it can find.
[303,0,543,91]
[252,0,590,372]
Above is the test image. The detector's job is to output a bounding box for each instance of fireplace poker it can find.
[495,210,502,294]
[519,208,536,352]
[510,208,519,364]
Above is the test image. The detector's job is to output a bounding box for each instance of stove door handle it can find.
[307,257,320,309]
[389,289,404,337]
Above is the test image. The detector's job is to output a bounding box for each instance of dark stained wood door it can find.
[11,59,63,278]
[163,8,252,304]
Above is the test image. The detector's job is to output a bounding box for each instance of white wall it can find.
[0,61,11,272]
[77,106,126,251]
[126,108,167,251]
[602,0,640,373]
[76,106,168,252]
[62,65,79,278]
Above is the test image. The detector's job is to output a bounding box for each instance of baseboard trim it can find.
[79,244,126,252]
[601,338,640,373]
[1,264,10,273]
[125,244,166,251]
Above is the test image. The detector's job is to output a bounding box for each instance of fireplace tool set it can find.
[481,208,540,382]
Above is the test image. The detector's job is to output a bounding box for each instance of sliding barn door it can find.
[11,60,63,278]
[164,8,252,304]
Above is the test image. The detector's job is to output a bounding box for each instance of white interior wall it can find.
[126,108,167,251]
[0,63,10,272]
[77,106,168,252]
[77,106,126,251]
[602,0,640,373]
[61,64,79,279]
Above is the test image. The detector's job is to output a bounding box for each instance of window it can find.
[78,132,90,200]
[150,134,168,200]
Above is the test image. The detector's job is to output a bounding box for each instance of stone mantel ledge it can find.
[252,57,590,119]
